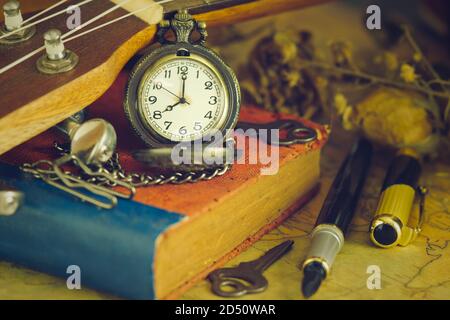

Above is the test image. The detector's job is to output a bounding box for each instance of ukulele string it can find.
[0,0,126,75]
[0,0,95,41]
[61,0,134,39]
[22,0,70,24]
[0,0,176,75]
[63,0,174,43]
[0,46,44,75]
[1,0,173,41]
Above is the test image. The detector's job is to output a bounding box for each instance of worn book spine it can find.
[0,163,183,299]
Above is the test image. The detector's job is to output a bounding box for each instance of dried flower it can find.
[242,24,449,149]
[315,76,328,89]
[342,107,355,130]
[330,41,354,67]
[284,70,300,87]
[334,93,356,130]
[274,32,298,64]
[400,63,418,83]
[334,93,350,115]
[413,52,422,62]
[384,52,399,71]
[352,88,434,151]
[374,52,399,72]
[244,30,323,118]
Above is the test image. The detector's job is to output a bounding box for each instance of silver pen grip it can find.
[303,224,344,274]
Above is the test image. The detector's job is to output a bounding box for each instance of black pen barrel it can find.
[381,154,421,191]
[301,139,373,298]
[315,139,373,234]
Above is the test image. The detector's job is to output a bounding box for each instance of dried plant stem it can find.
[427,79,450,87]
[298,59,450,99]
[402,25,447,92]
[402,27,450,124]
[418,79,445,128]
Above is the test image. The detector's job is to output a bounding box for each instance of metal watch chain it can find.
[22,142,231,188]
[84,148,231,187]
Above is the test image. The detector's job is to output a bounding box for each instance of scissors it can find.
[236,119,318,146]
[208,240,293,297]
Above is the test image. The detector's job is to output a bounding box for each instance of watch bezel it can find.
[124,43,241,148]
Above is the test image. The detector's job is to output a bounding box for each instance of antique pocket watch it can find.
[124,10,241,148]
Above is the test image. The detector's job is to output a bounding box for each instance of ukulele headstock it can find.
[0,0,162,155]
[0,0,325,156]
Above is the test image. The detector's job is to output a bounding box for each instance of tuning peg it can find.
[36,29,79,75]
[4,0,22,31]
[0,0,36,44]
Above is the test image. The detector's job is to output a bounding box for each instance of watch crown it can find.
[157,9,208,45]
[174,9,192,22]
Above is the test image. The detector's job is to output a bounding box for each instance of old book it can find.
[0,73,328,299]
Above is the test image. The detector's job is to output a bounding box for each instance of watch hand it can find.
[162,101,181,113]
[161,85,182,101]
[181,74,187,100]
[161,84,190,105]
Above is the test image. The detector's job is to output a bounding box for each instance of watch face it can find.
[138,54,229,142]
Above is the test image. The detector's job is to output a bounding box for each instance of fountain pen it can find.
[301,139,373,298]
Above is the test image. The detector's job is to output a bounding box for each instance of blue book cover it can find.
[0,163,183,299]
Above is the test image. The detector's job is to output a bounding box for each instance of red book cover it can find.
[1,71,328,298]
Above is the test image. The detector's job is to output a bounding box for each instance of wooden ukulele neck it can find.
[108,0,255,22]
[0,0,329,156]
[161,0,255,15]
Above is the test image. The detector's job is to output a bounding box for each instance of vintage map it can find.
[0,1,449,300]
[182,131,450,300]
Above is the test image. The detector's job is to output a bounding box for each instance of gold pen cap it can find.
[369,150,423,248]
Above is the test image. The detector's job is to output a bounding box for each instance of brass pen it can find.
[369,149,425,248]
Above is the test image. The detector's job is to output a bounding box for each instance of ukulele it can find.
[0,0,327,156]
